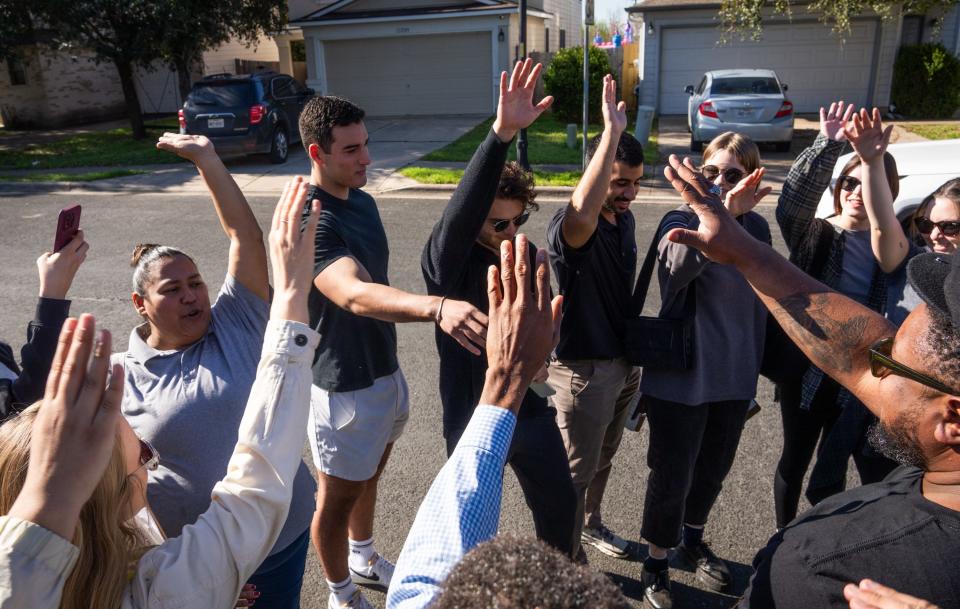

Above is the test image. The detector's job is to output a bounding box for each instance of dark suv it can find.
[179,71,314,164]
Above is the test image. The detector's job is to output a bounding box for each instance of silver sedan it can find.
[685,69,794,152]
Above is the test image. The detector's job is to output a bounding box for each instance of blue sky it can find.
[595,0,634,25]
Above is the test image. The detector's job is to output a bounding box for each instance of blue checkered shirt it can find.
[386,405,516,609]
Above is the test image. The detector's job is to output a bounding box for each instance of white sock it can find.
[348,537,376,570]
[328,576,356,605]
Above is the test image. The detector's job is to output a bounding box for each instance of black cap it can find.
[907,252,960,327]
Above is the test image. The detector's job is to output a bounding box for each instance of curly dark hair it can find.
[432,534,630,609]
[586,131,644,167]
[920,307,960,395]
[298,95,365,154]
[497,161,539,211]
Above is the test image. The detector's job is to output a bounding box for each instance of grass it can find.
[903,123,960,140]
[0,169,147,182]
[399,166,583,187]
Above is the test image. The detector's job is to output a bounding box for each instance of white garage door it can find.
[658,21,878,114]
[325,31,492,116]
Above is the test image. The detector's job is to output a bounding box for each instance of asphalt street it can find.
[0,191,857,608]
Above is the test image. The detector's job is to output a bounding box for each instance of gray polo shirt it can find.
[118,274,316,555]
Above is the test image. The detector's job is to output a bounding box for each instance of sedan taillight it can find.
[178,109,186,132]
[775,101,794,118]
[698,101,718,118]
[249,104,267,124]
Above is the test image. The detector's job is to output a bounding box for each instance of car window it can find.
[290,79,307,95]
[710,77,781,95]
[188,82,254,106]
[272,77,296,98]
[696,76,707,95]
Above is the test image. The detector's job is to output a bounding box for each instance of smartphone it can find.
[53,205,81,252]
[530,382,556,398]
[746,398,762,422]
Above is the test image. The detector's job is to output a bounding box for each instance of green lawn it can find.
[903,123,960,140]
[0,169,147,182]
[399,167,583,187]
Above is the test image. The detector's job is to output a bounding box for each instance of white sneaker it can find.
[581,524,630,558]
[328,589,374,609]
[349,552,395,591]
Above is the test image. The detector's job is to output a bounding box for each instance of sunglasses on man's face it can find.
[490,211,530,233]
[700,165,744,185]
[914,217,960,237]
[837,175,862,192]
[869,337,960,396]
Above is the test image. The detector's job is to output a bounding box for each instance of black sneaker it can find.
[676,540,731,592]
[640,565,673,609]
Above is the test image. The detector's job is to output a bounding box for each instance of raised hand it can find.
[601,74,628,135]
[492,58,554,142]
[724,168,773,217]
[844,108,893,163]
[480,234,562,412]
[437,299,489,356]
[268,176,321,324]
[156,132,218,164]
[820,100,856,141]
[37,229,88,299]
[8,314,124,541]
[844,579,941,609]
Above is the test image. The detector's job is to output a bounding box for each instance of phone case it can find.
[54,205,81,252]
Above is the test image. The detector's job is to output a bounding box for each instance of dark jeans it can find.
[247,528,310,609]
[446,411,577,557]
[641,396,751,549]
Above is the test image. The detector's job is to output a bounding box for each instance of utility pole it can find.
[517,0,530,170]
[582,0,594,170]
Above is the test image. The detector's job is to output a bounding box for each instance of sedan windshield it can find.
[710,77,781,95]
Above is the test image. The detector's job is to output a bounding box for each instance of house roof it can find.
[291,1,523,24]
[625,0,811,13]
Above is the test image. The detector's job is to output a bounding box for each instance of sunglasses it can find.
[837,175,862,192]
[490,211,530,233]
[869,337,959,396]
[914,217,960,237]
[700,165,744,185]
[131,438,160,477]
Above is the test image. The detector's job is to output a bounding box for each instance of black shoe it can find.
[676,540,731,592]
[641,566,673,609]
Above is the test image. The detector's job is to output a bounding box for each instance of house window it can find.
[6,56,26,86]
[560,29,566,49]
[901,15,924,46]
[546,28,550,53]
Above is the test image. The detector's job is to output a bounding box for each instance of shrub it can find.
[891,43,960,119]
[543,46,612,123]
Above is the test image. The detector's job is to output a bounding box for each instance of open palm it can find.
[820,101,855,142]
[601,74,627,133]
[493,58,553,141]
[725,168,772,217]
[844,108,893,163]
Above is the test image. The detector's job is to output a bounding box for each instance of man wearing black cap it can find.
[658,153,960,609]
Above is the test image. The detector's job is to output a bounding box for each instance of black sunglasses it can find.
[914,217,960,237]
[700,165,744,185]
[490,211,530,233]
[837,175,862,192]
[869,337,959,396]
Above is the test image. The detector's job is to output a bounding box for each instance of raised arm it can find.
[422,59,552,292]
[844,108,909,273]
[561,74,626,249]
[157,133,268,301]
[776,101,853,250]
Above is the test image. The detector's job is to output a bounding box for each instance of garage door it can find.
[325,31,492,116]
[658,21,877,114]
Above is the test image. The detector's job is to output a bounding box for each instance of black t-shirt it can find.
[547,207,638,360]
[306,185,399,392]
[741,466,960,609]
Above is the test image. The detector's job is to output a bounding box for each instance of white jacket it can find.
[0,319,318,609]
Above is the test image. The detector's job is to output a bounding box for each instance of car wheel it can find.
[774,141,791,153]
[690,134,703,152]
[269,127,289,164]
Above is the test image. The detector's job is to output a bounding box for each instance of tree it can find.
[157,0,287,102]
[718,0,958,39]
[0,0,34,61]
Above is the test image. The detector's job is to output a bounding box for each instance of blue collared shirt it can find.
[386,405,516,609]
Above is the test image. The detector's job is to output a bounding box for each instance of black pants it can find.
[446,411,577,557]
[774,378,897,528]
[640,396,751,549]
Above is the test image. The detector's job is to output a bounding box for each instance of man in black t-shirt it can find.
[658,156,960,609]
[297,96,486,609]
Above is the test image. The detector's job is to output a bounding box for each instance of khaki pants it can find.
[547,358,640,551]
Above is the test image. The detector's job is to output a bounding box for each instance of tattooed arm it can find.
[659,154,896,416]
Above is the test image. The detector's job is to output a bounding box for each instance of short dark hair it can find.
[298,95,365,154]
[586,131,644,167]
[432,534,630,609]
[497,161,539,212]
[922,308,960,394]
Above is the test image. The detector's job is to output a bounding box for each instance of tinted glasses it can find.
[869,337,959,396]
[837,175,862,192]
[914,217,960,237]
[490,212,530,233]
[132,438,160,476]
[700,165,744,185]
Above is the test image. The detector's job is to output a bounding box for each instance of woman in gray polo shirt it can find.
[117,134,317,609]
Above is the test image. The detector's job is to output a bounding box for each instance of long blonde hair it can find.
[0,405,151,609]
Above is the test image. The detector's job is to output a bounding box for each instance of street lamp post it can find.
[517,0,530,170]
[582,0,594,170]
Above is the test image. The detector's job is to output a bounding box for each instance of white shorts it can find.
[308,368,409,481]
